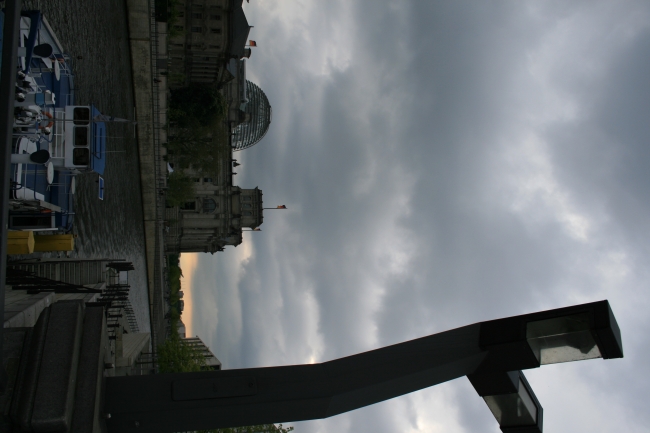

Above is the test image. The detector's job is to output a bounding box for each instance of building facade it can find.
[165,157,264,253]
[164,76,271,254]
[182,336,222,370]
[168,0,252,87]
[165,0,272,254]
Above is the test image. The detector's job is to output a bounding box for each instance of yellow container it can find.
[33,234,75,252]
[7,231,35,255]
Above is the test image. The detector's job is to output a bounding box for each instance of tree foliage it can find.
[167,254,183,314]
[170,83,228,128]
[165,125,229,176]
[166,0,185,38]
[168,253,180,268]
[196,423,295,433]
[166,171,195,207]
[157,333,207,373]
[167,83,229,176]
[168,254,182,295]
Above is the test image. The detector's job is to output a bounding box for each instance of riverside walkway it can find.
[125,0,170,354]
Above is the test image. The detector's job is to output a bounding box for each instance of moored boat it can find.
[5,9,108,232]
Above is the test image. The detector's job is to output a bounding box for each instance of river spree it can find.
[23,0,151,332]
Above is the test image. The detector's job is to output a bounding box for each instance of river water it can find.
[23,0,151,332]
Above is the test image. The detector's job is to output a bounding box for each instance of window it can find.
[210,14,221,20]
[192,13,203,19]
[178,11,185,17]
[210,28,221,34]
[201,57,211,61]
[180,202,196,211]
[73,148,89,165]
[73,107,90,125]
[191,27,202,33]
[209,44,221,49]
[203,177,213,183]
[242,211,252,216]
[202,198,217,213]
[193,178,200,182]
[74,127,88,146]
[241,203,252,209]
[174,25,183,32]
[242,196,251,201]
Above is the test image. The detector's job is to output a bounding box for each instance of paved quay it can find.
[125,0,170,349]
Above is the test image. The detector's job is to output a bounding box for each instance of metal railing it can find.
[146,0,170,367]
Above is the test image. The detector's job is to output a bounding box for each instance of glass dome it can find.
[232,81,272,151]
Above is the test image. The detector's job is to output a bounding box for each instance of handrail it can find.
[146,0,170,368]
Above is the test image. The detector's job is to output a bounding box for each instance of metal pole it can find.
[105,324,485,432]
[0,0,23,393]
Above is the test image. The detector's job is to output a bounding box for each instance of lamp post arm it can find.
[105,324,486,433]
[104,300,622,433]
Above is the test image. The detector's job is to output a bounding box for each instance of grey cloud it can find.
[186,1,650,432]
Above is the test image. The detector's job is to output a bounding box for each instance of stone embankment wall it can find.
[125,0,169,343]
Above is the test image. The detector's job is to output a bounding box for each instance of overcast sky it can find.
[181,1,650,432]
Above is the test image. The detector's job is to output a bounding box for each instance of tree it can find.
[157,334,207,373]
[166,170,195,207]
[197,423,295,433]
[166,83,230,176]
[169,83,228,128]
[167,257,182,294]
[165,124,230,176]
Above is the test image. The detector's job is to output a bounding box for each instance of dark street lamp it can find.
[469,301,622,432]
[104,300,622,433]
[470,370,543,432]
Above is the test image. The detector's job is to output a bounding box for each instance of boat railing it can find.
[13,166,34,199]
[28,66,74,106]
[12,160,74,200]
[52,110,65,158]
[62,55,76,105]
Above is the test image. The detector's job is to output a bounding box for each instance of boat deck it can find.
[19,13,75,108]
[11,137,75,230]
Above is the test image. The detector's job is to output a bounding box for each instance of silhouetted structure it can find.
[104,300,623,433]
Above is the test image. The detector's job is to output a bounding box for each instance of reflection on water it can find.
[23,0,150,331]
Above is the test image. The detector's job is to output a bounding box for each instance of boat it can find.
[5,10,107,232]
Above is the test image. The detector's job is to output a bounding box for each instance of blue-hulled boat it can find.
[5,10,108,232]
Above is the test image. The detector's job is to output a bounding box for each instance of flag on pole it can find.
[249,40,257,47]
[277,205,287,209]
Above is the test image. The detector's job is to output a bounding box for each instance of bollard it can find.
[7,231,35,255]
[33,234,75,252]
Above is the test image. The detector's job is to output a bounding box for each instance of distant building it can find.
[177,319,187,338]
[165,0,271,147]
[168,0,253,87]
[164,0,273,254]
[165,80,270,253]
[165,166,264,253]
[182,336,222,370]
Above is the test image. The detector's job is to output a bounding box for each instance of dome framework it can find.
[232,81,272,151]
